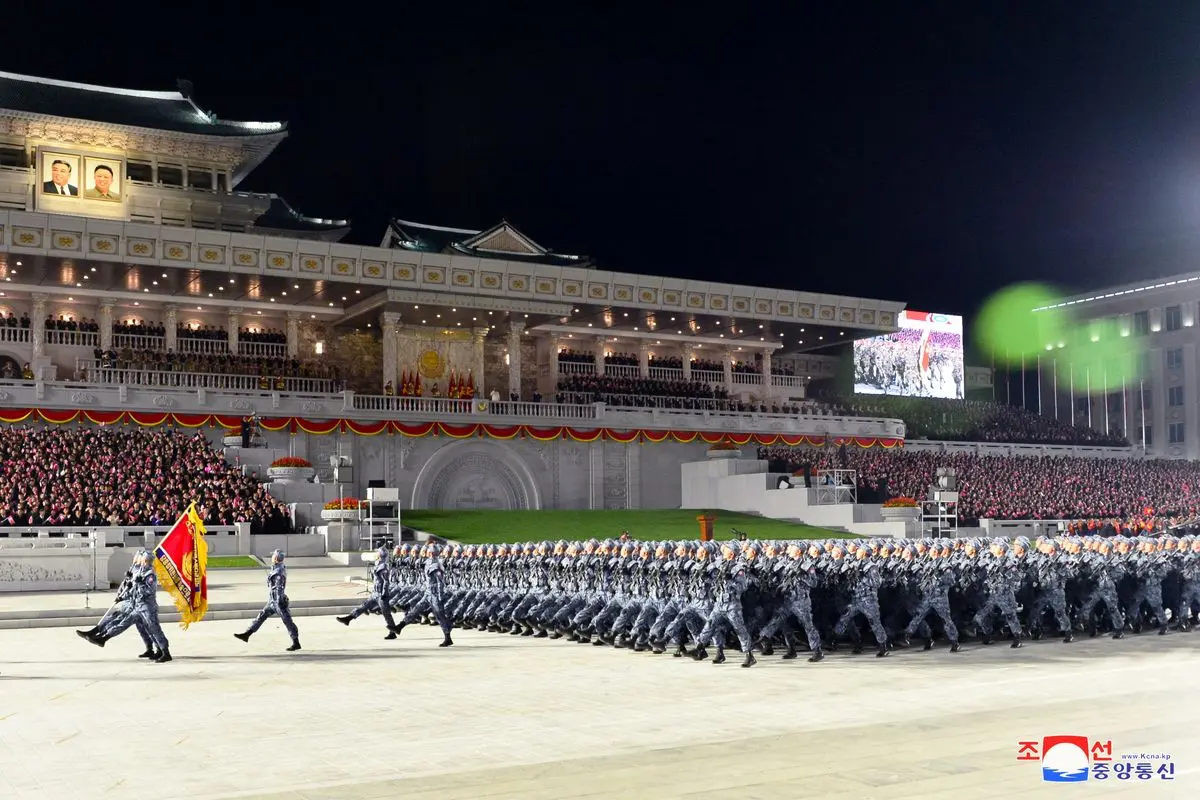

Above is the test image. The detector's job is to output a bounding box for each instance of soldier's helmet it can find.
[620,542,635,558]
[785,543,803,559]
[902,545,915,560]
[654,543,669,559]
[743,543,761,561]
[392,544,404,557]
[428,543,443,558]
[376,546,389,561]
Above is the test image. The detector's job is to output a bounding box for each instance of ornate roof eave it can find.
[0,108,288,187]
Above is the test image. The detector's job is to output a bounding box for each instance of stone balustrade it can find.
[0,379,906,439]
[77,360,337,394]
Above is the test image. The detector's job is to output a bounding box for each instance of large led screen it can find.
[853,310,964,399]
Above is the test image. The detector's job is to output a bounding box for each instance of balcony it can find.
[113,334,166,351]
[0,379,905,440]
[0,327,30,345]
[238,341,288,358]
[177,337,230,355]
[44,330,99,348]
[77,360,337,394]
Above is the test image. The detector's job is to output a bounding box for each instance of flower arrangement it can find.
[270,457,312,469]
[882,496,919,508]
[324,497,361,511]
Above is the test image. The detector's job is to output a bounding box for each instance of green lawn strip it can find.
[207,555,261,568]
[402,509,846,544]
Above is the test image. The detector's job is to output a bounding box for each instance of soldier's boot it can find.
[633,637,648,652]
[781,635,798,660]
[741,652,756,668]
[1031,627,1043,641]
[533,627,549,638]
[336,615,352,626]
[692,646,711,662]
[1158,623,1169,636]
[923,637,934,651]
[509,623,523,635]
[384,630,397,640]
[1063,630,1074,643]
[139,647,157,659]
[549,629,564,640]
[1010,635,1022,649]
[672,642,688,658]
[807,648,824,663]
[980,632,993,645]
[875,644,888,658]
[287,640,301,652]
[152,648,172,663]
[521,624,535,636]
[78,626,100,638]
[759,638,775,656]
[1132,616,1144,634]
[234,632,251,643]
[899,635,912,648]
[77,629,104,647]
[651,640,667,654]
[438,635,453,647]
[1112,628,1125,640]
[949,640,960,653]
[711,648,725,665]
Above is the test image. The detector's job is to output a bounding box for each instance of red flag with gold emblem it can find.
[153,503,209,629]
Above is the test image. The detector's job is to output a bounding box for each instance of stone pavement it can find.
[0,613,1197,800]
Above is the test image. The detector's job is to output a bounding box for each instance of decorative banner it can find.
[0,408,902,448]
[153,503,209,629]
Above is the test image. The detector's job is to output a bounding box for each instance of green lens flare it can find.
[975,283,1066,364]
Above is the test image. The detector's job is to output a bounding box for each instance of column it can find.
[761,349,772,392]
[164,304,178,352]
[381,311,401,392]
[681,345,693,381]
[99,299,115,350]
[508,320,525,399]
[723,347,735,395]
[286,311,301,358]
[227,309,240,354]
[638,340,651,378]
[472,326,488,396]
[31,292,47,357]
[593,336,606,377]
[548,335,561,383]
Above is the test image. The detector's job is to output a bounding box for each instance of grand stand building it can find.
[0,70,917,546]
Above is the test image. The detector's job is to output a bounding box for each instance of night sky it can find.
[7,3,1200,323]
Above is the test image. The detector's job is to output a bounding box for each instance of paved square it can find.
[1,618,1197,799]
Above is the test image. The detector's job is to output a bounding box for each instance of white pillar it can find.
[723,347,735,394]
[31,293,47,357]
[508,320,525,398]
[638,340,650,378]
[593,335,605,376]
[99,299,114,350]
[286,311,301,358]
[164,304,178,352]
[761,349,772,392]
[472,326,488,395]
[548,335,561,382]
[682,345,693,381]
[227,309,240,354]
[381,311,401,392]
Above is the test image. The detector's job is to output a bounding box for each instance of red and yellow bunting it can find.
[0,408,902,448]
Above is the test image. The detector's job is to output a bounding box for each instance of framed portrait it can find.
[40,152,81,198]
[83,157,123,202]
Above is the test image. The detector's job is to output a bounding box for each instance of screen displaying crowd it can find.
[0,426,292,532]
[761,444,1199,524]
[854,310,964,399]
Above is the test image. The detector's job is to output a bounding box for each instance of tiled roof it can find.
[385,218,592,267]
[0,72,286,138]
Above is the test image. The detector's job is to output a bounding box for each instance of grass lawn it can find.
[207,555,261,569]
[402,509,844,544]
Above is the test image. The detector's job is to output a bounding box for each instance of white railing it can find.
[648,365,684,380]
[177,336,229,355]
[731,370,763,385]
[557,391,734,411]
[45,330,99,347]
[603,363,640,378]
[771,374,804,388]
[692,368,724,384]
[77,360,337,394]
[558,360,596,375]
[112,334,166,351]
[352,394,599,420]
[239,340,288,358]
[0,327,29,344]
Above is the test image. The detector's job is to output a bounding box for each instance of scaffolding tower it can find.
[814,469,857,505]
[922,466,959,535]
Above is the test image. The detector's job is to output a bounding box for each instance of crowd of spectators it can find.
[240,327,287,345]
[0,311,30,328]
[557,374,728,406]
[604,352,639,367]
[85,348,340,384]
[0,426,292,532]
[759,444,1197,524]
[839,395,1129,447]
[178,324,228,341]
[558,349,595,364]
[114,320,166,338]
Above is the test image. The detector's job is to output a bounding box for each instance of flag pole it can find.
[1087,366,1092,428]
[1053,357,1059,420]
[1021,353,1026,410]
[1140,378,1146,449]
[1037,354,1042,415]
[1069,362,1075,426]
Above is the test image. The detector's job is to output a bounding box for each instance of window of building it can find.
[1142,426,1153,447]
[1134,310,1150,335]
[1167,348,1184,369]
[0,145,26,167]
[187,168,212,190]
[158,164,183,186]
[1169,385,1184,407]
[1141,387,1152,410]
[216,173,229,192]
[1166,305,1183,331]
[1170,422,1185,444]
[126,161,152,183]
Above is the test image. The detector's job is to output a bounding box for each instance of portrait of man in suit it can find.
[42,156,79,196]
[84,162,121,201]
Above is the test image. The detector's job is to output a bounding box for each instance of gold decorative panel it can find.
[394,264,416,281]
[128,238,155,257]
[266,252,292,271]
[481,272,502,289]
[199,246,225,264]
[638,288,658,304]
[562,280,581,296]
[535,278,557,295]
[508,275,530,292]
[452,270,475,287]
[587,283,608,300]
[90,235,118,254]
[422,267,445,284]
[163,242,190,261]
[363,261,385,279]
[732,296,750,313]
[233,248,258,267]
